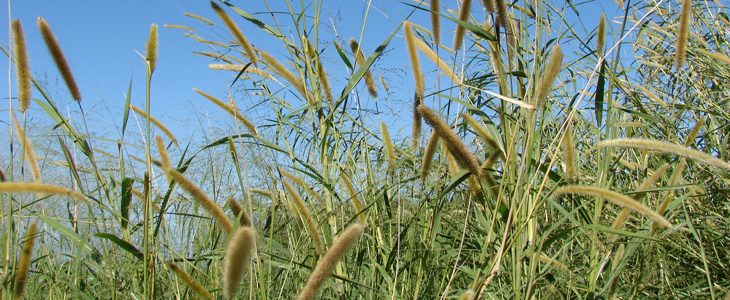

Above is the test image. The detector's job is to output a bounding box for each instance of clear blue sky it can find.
[1,1,613,143]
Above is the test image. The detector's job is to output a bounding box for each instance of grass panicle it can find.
[167,262,214,300]
[193,88,258,135]
[462,113,501,152]
[413,38,462,85]
[12,20,31,113]
[130,105,179,145]
[481,0,494,12]
[381,122,396,171]
[421,131,441,179]
[458,289,476,300]
[14,222,37,300]
[495,0,508,27]
[297,223,364,300]
[305,39,333,103]
[208,64,275,80]
[0,182,86,200]
[349,38,378,97]
[596,14,606,57]
[166,169,234,233]
[37,17,81,101]
[417,105,481,176]
[553,185,673,228]
[211,2,258,65]
[12,113,41,184]
[534,45,563,108]
[226,197,252,227]
[404,22,424,148]
[675,0,691,66]
[155,135,172,182]
[697,49,730,64]
[146,24,158,73]
[453,0,472,51]
[259,51,309,101]
[282,180,325,255]
[562,126,578,182]
[341,173,366,224]
[594,138,730,171]
[430,0,441,44]
[223,227,256,300]
[611,163,670,239]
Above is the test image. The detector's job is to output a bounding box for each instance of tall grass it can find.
[2,0,729,299]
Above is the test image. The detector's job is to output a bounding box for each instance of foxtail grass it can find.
[14,222,37,300]
[226,197,252,227]
[297,223,364,300]
[611,163,670,239]
[166,169,234,233]
[413,38,462,85]
[305,39,333,103]
[697,49,730,64]
[404,22,424,148]
[596,14,606,57]
[349,38,378,97]
[341,173,366,224]
[193,88,258,135]
[146,24,158,73]
[417,105,481,176]
[458,289,476,300]
[552,185,673,228]
[278,168,323,203]
[494,0,508,28]
[37,17,81,101]
[453,0,472,51]
[481,0,494,12]
[421,131,441,179]
[167,262,214,300]
[561,127,578,182]
[282,180,325,255]
[12,20,31,113]
[184,12,214,26]
[208,64,275,80]
[211,2,258,65]
[534,45,563,108]
[130,105,179,145]
[594,138,730,171]
[12,113,41,184]
[430,0,441,44]
[0,182,86,200]
[259,51,310,101]
[381,122,396,171]
[223,227,256,300]
[155,135,172,182]
[462,113,500,152]
[675,0,691,66]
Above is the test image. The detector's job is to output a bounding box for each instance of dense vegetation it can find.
[2,0,729,299]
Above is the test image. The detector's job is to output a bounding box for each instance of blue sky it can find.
[1,1,615,143]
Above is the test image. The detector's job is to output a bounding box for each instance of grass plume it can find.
[596,14,606,57]
[453,0,472,51]
[675,0,691,66]
[282,180,325,255]
[146,24,158,73]
[417,105,481,176]
[193,88,258,135]
[553,185,673,228]
[421,131,440,179]
[305,39,333,103]
[227,196,252,227]
[259,51,310,101]
[223,227,256,300]
[594,138,730,171]
[12,20,31,113]
[430,0,441,44]
[413,38,462,85]
[211,2,258,65]
[349,38,378,97]
[381,122,396,171]
[561,126,578,182]
[297,223,364,300]
[37,17,81,101]
[495,0,508,27]
[611,163,670,239]
[341,173,366,224]
[12,113,41,184]
[130,104,179,145]
[167,262,214,300]
[534,45,563,108]
[14,223,37,300]
[482,0,494,12]
[404,22,424,148]
[166,169,234,233]
[0,182,86,200]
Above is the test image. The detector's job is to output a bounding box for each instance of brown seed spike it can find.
[535,45,563,108]
[37,17,81,101]
[430,0,441,44]
[12,20,31,113]
[223,227,256,300]
[454,0,473,51]
[349,38,378,98]
[211,2,258,65]
[146,24,158,73]
[417,105,481,176]
[14,223,38,300]
[675,0,691,67]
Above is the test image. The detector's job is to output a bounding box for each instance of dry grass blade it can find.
[167,169,234,233]
[14,223,37,300]
[223,227,256,300]
[349,38,378,97]
[594,138,730,171]
[454,0,472,51]
[297,223,364,300]
[193,88,258,135]
[37,17,81,101]
[211,2,258,64]
[553,185,672,228]
[12,20,31,113]
[417,105,481,176]
[167,262,214,300]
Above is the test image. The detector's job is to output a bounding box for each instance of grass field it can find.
[2,0,730,299]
